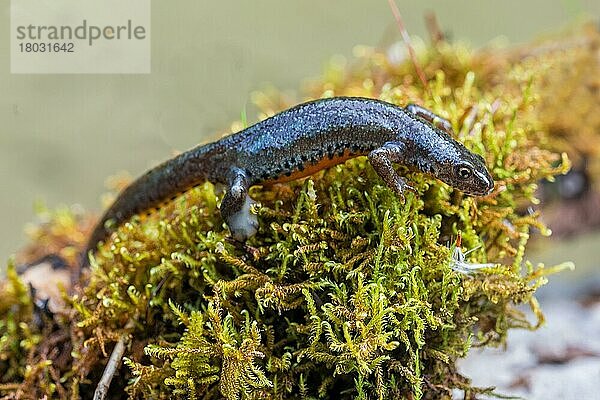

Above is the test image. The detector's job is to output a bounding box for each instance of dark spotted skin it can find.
[80,97,494,270]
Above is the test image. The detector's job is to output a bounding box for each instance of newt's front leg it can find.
[220,168,258,241]
[406,103,453,133]
[368,142,416,201]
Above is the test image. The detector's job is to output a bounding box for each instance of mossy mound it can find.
[0,26,579,400]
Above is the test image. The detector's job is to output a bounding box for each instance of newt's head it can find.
[436,150,494,196]
[403,117,495,197]
[399,104,494,197]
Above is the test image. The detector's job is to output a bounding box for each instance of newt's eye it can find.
[457,165,472,179]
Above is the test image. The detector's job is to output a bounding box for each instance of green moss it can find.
[0,263,36,384]
[0,27,584,399]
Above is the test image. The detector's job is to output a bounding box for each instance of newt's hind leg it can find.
[220,168,258,241]
[405,104,453,133]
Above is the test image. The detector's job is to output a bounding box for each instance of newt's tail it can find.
[77,142,222,276]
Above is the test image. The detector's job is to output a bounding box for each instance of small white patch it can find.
[227,194,258,241]
[450,245,496,274]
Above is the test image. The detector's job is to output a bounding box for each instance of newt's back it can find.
[235,97,411,183]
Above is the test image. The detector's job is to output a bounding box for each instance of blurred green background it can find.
[1,0,599,262]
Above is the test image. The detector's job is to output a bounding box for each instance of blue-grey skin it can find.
[80,97,494,270]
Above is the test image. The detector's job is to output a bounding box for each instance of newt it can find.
[80,97,494,270]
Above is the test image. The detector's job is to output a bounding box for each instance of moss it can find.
[1,25,587,400]
[483,24,600,184]
[0,263,36,387]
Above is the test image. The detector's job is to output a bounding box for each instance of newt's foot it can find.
[405,103,453,134]
[368,142,417,203]
[226,194,258,241]
[224,237,261,261]
[392,177,417,202]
